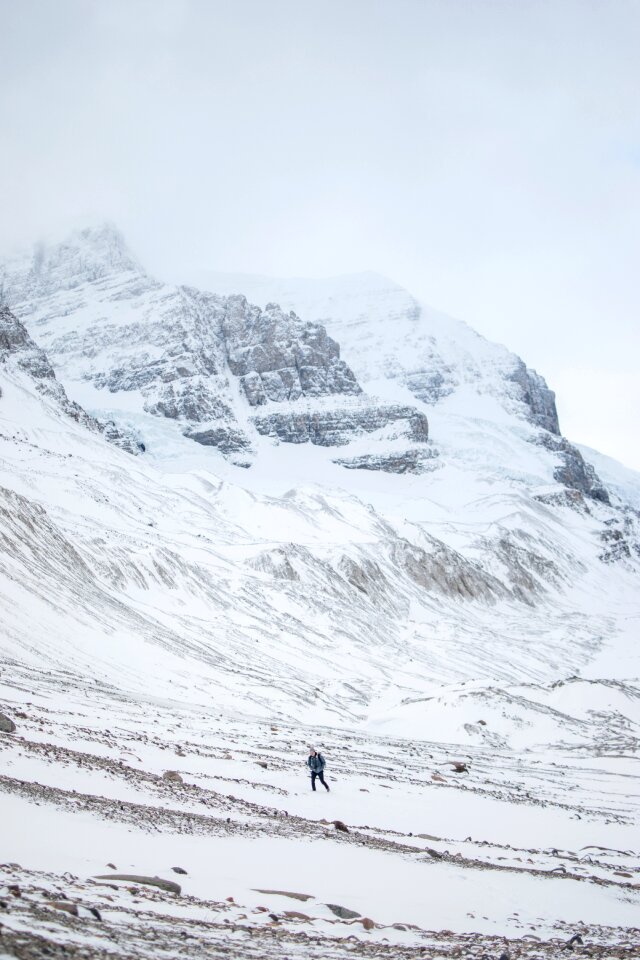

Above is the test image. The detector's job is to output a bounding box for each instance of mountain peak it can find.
[0,222,143,308]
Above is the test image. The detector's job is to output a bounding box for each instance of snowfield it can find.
[0,227,639,958]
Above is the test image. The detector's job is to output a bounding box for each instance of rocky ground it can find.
[1,668,639,959]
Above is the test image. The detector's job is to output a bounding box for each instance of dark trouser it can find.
[311,770,329,791]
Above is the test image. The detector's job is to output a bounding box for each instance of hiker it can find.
[307,747,330,791]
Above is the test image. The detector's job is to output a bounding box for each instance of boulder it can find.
[0,713,16,733]
[326,903,361,920]
[92,874,181,894]
[162,770,183,783]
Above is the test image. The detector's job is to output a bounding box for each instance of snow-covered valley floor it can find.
[1,668,639,959]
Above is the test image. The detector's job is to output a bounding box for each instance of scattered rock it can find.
[106,863,117,870]
[171,867,188,875]
[326,903,361,920]
[564,933,584,949]
[283,910,312,921]
[253,889,314,902]
[332,820,349,833]
[0,713,16,734]
[92,874,181,894]
[257,761,268,769]
[423,847,444,860]
[162,771,183,783]
[7,885,20,898]
[47,901,78,917]
[450,761,469,773]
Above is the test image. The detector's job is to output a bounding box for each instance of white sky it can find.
[1,0,638,468]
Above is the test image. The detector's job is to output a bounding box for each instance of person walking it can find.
[307,747,330,791]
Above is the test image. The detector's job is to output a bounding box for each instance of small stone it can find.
[106,863,117,870]
[257,761,268,769]
[282,910,312,921]
[423,847,443,859]
[332,820,349,833]
[162,770,183,783]
[47,901,78,917]
[171,867,188,875]
[564,933,584,949]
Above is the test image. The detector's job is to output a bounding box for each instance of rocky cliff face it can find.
[539,433,609,504]
[508,359,560,435]
[0,306,143,454]
[1,228,433,472]
[0,304,95,425]
[222,296,362,405]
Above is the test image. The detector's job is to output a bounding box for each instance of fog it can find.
[1,0,638,467]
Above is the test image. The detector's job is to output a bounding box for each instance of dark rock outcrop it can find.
[334,448,438,474]
[184,425,253,458]
[252,405,428,448]
[509,360,560,434]
[541,434,609,504]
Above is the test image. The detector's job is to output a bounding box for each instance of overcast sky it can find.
[1,0,638,468]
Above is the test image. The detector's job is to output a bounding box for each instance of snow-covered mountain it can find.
[1,225,639,956]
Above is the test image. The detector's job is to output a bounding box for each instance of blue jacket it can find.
[307,752,326,773]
